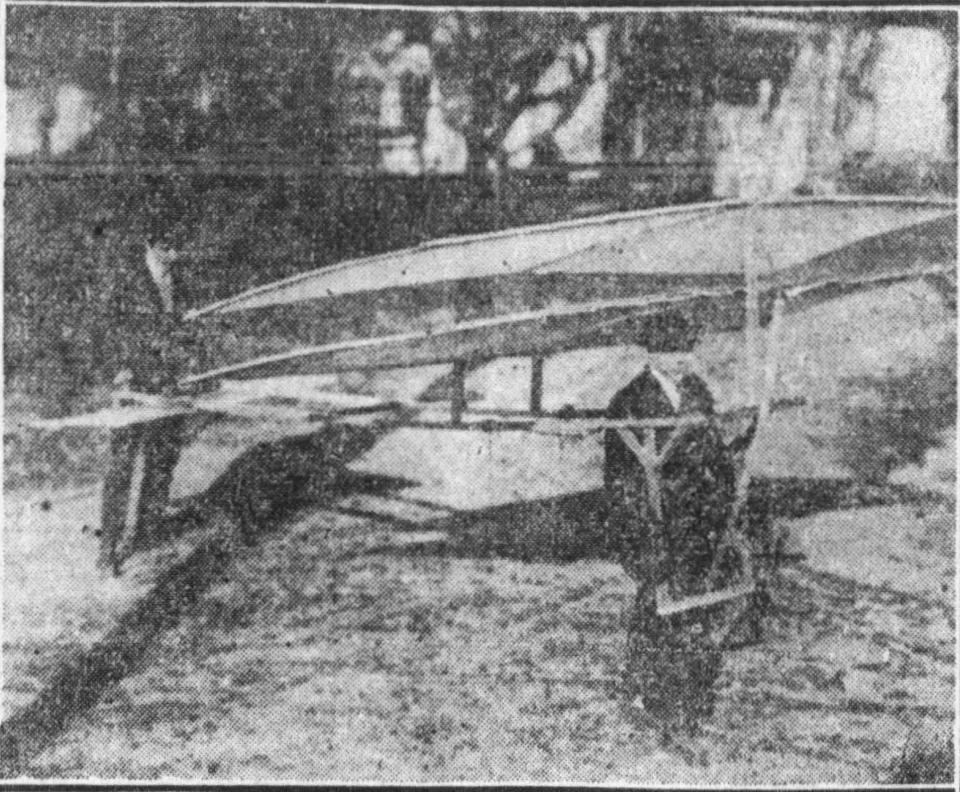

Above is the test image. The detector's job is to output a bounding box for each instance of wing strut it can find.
[451,360,468,426]
[529,356,545,415]
[728,290,786,532]
[743,203,762,405]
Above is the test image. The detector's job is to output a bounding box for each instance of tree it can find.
[431,11,597,175]
[603,14,724,163]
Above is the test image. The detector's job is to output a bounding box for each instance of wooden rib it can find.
[406,407,778,434]
[123,438,147,540]
[760,292,786,423]
[652,421,694,467]
[782,264,949,304]
[534,413,711,436]
[743,202,761,406]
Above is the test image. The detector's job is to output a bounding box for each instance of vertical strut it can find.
[758,292,786,424]
[450,359,467,426]
[743,206,761,406]
[715,290,787,599]
[529,356,544,415]
[123,436,148,540]
[733,290,786,507]
[745,270,760,404]
[99,426,137,572]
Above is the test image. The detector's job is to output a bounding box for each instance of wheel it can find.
[603,442,658,584]
[623,587,723,734]
[658,422,739,596]
[605,367,766,730]
[606,422,734,729]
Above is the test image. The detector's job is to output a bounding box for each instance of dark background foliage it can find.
[5,8,956,415]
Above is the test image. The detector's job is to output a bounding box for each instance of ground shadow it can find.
[4,424,950,775]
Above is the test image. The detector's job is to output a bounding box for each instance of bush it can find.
[838,332,956,484]
[841,151,957,197]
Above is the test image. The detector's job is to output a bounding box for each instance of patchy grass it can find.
[19,488,954,783]
[6,260,955,783]
[4,425,110,492]
[887,731,954,785]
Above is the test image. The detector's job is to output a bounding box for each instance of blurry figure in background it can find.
[837,25,952,192]
[429,13,610,175]
[349,27,432,174]
[99,231,195,573]
[6,82,100,157]
[136,233,201,392]
[422,81,468,173]
[711,79,778,199]
[500,22,602,171]
[711,23,954,201]
[145,236,178,314]
[711,23,845,202]
[711,74,810,200]
[552,21,612,177]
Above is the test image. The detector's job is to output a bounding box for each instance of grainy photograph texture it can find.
[1,3,956,785]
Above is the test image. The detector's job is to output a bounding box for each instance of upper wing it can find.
[185,196,953,319]
[183,198,955,385]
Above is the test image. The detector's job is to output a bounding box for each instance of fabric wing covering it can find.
[182,197,956,385]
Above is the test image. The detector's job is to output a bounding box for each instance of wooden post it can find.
[450,359,467,426]
[529,356,545,415]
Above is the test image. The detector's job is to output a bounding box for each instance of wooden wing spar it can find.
[182,198,956,386]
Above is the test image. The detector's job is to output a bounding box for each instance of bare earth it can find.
[6,280,956,783]
[18,490,954,784]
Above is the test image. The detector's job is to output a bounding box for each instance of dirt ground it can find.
[6,280,956,783]
[18,487,953,783]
